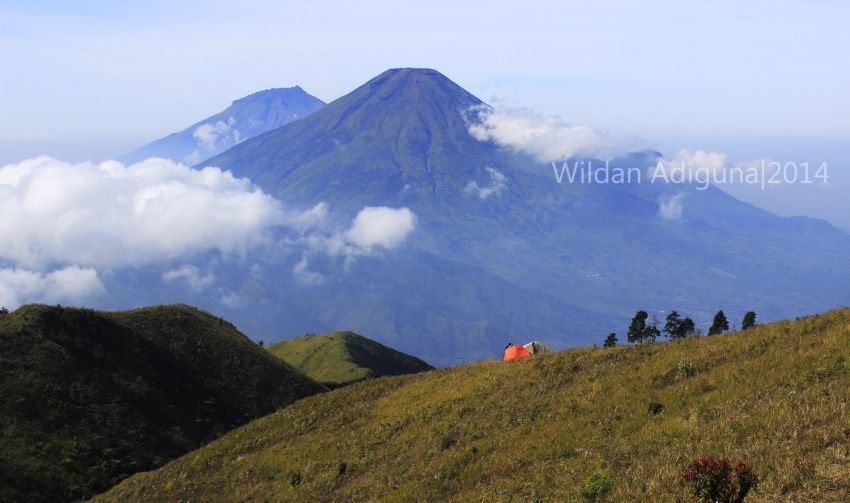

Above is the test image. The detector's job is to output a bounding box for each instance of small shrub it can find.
[648,402,663,415]
[677,359,696,379]
[289,471,302,487]
[557,449,577,461]
[337,462,347,475]
[579,468,610,502]
[682,456,756,502]
[440,433,458,450]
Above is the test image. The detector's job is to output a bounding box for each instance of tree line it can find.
[604,309,757,347]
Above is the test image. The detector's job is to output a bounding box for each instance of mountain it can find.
[0,304,324,503]
[191,68,850,365]
[120,86,325,164]
[201,68,488,206]
[267,330,433,386]
[95,309,850,501]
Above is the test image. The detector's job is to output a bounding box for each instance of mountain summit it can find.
[201,68,495,206]
[121,86,325,165]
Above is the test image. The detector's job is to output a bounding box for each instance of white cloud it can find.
[465,167,508,199]
[292,257,325,285]
[0,266,104,309]
[0,156,286,269]
[658,193,686,221]
[345,206,416,250]
[0,157,416,300]
[219,291,243,308]
[652,149,727,182]
[162,265,214,291]
[467,106,620,162]
[193,116,241,151]
[290,206,417,283]
[286,202,330,232]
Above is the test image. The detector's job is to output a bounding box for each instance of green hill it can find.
[0,304,325,503]
[267,331,433,386]
[96,309,850,501]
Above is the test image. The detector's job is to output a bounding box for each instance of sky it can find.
[1,0,849,226]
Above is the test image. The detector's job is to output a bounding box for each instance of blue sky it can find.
[1,0,849,225]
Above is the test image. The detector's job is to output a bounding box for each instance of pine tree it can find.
[664,311,682,339]
[741,311,757,330]
[603,332,617,348]
[680,317,696,338]
[647,315,661,343]
[627,310,648,343]
[709,310,729,335]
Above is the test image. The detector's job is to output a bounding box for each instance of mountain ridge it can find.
[268,330,433,386]
[120,86,325,165]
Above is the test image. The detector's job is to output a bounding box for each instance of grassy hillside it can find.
[267,331,433,386]
[97,309,850,502]
[0,304,325,503]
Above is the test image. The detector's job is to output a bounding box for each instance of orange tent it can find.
[503,344,532,361]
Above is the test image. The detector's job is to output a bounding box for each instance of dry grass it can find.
[94,310,850,502]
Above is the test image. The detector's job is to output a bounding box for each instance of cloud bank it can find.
[467,106,622,162]
[0,156,286,270]
[0,156,418,303]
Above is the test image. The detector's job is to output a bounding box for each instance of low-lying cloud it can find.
[0,156,418,303]
[292,206,417,284]
[467,106,623,163]
[465,167,508,199]
[652,149,727,182]
[345,206,417,250]
[193,116,242,150]
[658,193,686,221]
[0,266,104,309]
[0,156,286,270]
[185,116,243,164]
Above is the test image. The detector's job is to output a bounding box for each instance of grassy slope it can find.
[97,310,850,502]
[0,304,325,503]
[267,331,433,386]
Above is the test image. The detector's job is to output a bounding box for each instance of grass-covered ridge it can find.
[97,309,850,501]
[0,303,325,503]
[267,330,433,386]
